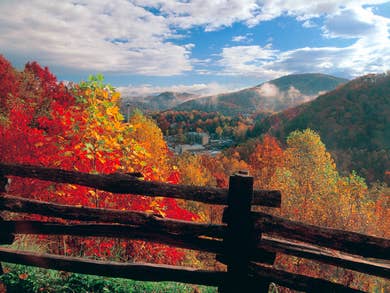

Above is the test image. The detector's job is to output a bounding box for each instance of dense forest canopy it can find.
[250,73,390,183]
[0,56,388,292]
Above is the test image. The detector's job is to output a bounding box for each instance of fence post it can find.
[219,170,258,292]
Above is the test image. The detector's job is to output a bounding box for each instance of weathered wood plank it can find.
[259,236,390,279]
[0,194,225,238]
[219,173,258,292]
[2,220,223,253]
[216,249,276,266]
[0,163,281,206]
[253,211,390,259]
[0,247,224,286]
[249,262,364,293]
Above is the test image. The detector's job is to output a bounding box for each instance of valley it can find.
[123,72,389,184]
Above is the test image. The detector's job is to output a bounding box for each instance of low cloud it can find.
[118,82,243,97]
[256,83,317,104]
[255,83,280,98]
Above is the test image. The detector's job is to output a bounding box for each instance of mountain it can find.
[251,73,390,183]
[122,92,197,112]
[174,74,348,115]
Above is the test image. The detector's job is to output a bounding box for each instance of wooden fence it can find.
[0,163,389,292]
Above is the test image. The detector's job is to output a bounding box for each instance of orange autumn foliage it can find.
[0,56,197,264]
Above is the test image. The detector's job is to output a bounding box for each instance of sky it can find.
[0,0,389,96]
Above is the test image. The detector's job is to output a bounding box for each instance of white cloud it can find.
[232,35,247,42]
[0,0,192,75]
[255,83,280,98]
[255,83,317,104]
[218,45,289,79]
[118,82,243,97]
[302,20,316,28]
[322,6,386,38]
[0,0,388,80]
[232,33,253,43]
[135,0,386,31]
[136,0,260,31]
[219,39,390,79]
[246,0,389,26]
[218,2,390,79]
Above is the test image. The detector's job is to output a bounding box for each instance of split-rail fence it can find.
[0,163,389,292]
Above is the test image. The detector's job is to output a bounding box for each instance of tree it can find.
[126,110,172,181]
[175,152,214,187]
[0,57,197,265]
[270,129,339,223]
[270,129,387,291]
[0,55,19,113]
[249,134,284,189]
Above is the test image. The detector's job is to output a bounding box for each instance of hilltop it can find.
[174,73,347,115]
[121,91,197,113]
[251,73,390,182]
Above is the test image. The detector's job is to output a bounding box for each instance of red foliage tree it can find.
[0,57,196,265]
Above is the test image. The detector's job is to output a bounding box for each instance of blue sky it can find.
[0,0,389,96]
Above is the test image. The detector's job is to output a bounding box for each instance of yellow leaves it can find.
[84,88,92,97]
[111,91,120,102]
[74,77,174,183]
[149,199,167,218]
[126,111,172,180]
[102,89,109,99]
[273,129,380,235]
[106,106,118,117]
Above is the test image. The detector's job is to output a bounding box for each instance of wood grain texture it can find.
[0,163,281,206]
[0,194,225,238]
[0,247,224,286]
[259,236,390,279]
[253,211,390,259]
[249,262,364,293]
[3,220,223,253]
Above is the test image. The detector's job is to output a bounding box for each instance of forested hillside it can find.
[175,74,347,115]
[122,91,197,112]
[251,73,390,183]
[0,56,388,292]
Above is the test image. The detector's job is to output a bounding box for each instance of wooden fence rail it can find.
[252,211,390,259]
[0,247,224,287]
[0,163,389,292]
[248,262,365,293]
[0,163,281,206]
[1,220,223,253]
[0,194,225,238]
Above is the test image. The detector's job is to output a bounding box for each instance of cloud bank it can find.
[0,0,388,81]
[118,82,243,97]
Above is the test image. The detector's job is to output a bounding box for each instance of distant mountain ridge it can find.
[122,91,197,112]
[174,73,348,115]
[251,73,390,183]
